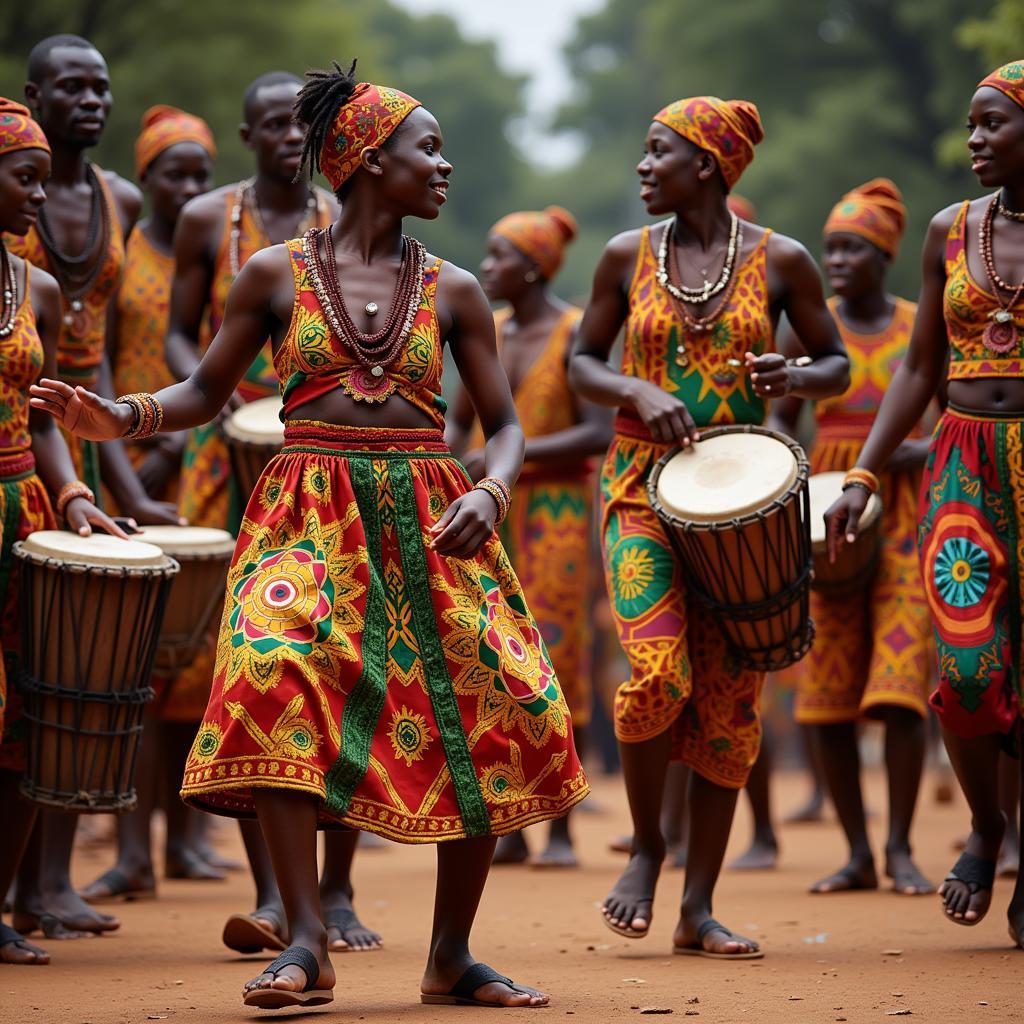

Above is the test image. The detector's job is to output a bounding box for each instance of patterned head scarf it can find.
[320,81,421,191]
[134,105,216,179]
[824,178,906,258]
[977,60,1024,112]
[0,97,50,158]
[653,96,763,191]
[490,206,578,280]
[727,194,756,222]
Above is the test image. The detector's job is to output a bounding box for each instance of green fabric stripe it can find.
[323,456,389,815]
[81,440,102,508]
[995,423,1022,705]
[281,444,452,462]
[0,476,24,602]
[389,459,491,836]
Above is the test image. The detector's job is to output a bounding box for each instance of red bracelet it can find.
[55,480,95,519]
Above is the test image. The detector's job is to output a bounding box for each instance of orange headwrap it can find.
[653,96,763,191]
[320,81,421,192]
[0,97,50,158]
[727,194,757,222]
[490,206,578,280]
[978,60,1024,112]
[824,178,906,258]
[134,105,216,179]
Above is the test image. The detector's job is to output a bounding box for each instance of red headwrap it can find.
[824,178,906,258]
[0,97,50,158]
[653,96,763,191]
[978,60,1024,112]
[490,206,577,280]
[320,82,421,192]
[134,105,216,179]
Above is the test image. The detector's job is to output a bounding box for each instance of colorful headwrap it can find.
[320,81,421,192]
[134,105,216,178]
[0,97,50,158]
[824,178,906,258]
[653,96,763,191]
[727,194,757,222]
[490,206,578,280]
[977,60,1024,112]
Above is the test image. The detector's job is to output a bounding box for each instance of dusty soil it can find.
[1,768,1020,1024]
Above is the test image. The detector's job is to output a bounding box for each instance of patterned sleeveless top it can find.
[7,168,123,387]
[205,187,333,401]
[0,265,42,454]
[275,237,447,430]
[944,199,1024,380]
[815,295,917,445]
[622,222,774,427]
[113,229,176,398]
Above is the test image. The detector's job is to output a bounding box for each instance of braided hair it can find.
[294,59,358,187]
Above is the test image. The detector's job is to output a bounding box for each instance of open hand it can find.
[64,497,132,539]
[429,489,497,558]
[823,485,871,563]
[30,378,132,441]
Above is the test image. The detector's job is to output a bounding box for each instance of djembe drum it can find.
[647,425,814,672]
[807,471,883,594]
[222,396,285,509]
[15,531,178,811]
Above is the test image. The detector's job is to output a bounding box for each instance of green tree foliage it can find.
[959,0,1024,65]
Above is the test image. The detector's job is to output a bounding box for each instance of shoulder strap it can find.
[628,225,654,298]
[945,200,970,273]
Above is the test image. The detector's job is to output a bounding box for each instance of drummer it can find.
[569,95,849,956]
[772,180,935,897]
[82,105,221,904]
[0,98,124,965]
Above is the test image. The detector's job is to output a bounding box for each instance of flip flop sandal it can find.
[809,866,876,894]
[0,923,47,964]
[81,868,156,904]
[942,851,996,927]
[242,944,333,1009]
[420,961,543,1007]
[222,906,287,954]
[600,898,653,939]
[13,912,101,939]
[673,918,764,960]
[325,907,381,952]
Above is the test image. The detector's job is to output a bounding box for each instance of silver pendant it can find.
[995,309,1013,323]
[370,365,385,377]
[71,299,84,312]
[365,302,379,316]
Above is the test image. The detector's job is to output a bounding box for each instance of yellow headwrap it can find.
[490,206,578,280]
[134,105,216,179]
[824,178,906,258]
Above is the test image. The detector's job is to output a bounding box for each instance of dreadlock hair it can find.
[294,59,359,191]
[27,34,99,83]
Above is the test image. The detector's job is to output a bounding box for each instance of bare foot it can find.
[939,822,1003,925]
[13,890,119,937]
[601,846,662,936]
[529,836,578,869]
[492,832,529,866]
[673,914,761,957]
[1008,898,1024,949]
[810,860,878,894]
[728,836,778,871]
[80,866,156,903]
[422,955,549,1007]
[322,889,382,952]
[0,923,50,964]
[885,848,934,895]
[997,838,1019,879]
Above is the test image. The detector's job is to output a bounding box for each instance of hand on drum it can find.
[429,489,497,559]
[30,378,133,441]
[630,378,700,446]
[63,496,132,540]
[823,485,871,563]
[745,351,791,397]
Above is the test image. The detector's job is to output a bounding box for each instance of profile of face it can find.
[142,142,214,225]
[636,122,714,214]
[823,231,888,300]
[967,86,1024,188]
[367,106,452,221]
[242,82,304,182]
[0,148,50,236]
[25,45,111,149]
[479,234,535,302]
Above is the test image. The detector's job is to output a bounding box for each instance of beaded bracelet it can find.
[116,392,164,440]
[842,466,880,495]
[474,476,511,525]
[56,480,96,519]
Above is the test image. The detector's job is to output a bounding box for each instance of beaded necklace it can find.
[980,193,1024,353]
[228,178,321,278]
[0,241,17,339]
[656,212,739,303]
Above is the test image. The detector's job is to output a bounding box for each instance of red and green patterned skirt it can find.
[181,422,588,842]
[918,408,1024,740]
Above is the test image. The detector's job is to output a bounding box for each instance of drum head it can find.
[223,396,285,444]
[656,431,798,522]
[808,471,882,546]
[19,530,168,567]
[136,525,236,556]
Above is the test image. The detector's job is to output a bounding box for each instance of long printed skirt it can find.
[181,423,588,841]
[0,450,56,770]
[917,408,1024,740]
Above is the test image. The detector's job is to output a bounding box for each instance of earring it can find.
[524,270,539,283]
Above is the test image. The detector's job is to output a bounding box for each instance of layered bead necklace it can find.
[980,192,1024,353]
[0,241,18,339]
[302,227,426,378]
[229,178,322,278]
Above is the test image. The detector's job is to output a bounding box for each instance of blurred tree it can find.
[959,0,1024,64]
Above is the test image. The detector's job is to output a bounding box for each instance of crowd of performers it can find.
[0,29,1022,1010]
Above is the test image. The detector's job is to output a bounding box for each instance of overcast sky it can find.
[391,0,605,167]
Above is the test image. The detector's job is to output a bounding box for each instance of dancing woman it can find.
[827,62,1024,947]
[33,62,585,1007]
[569,96,849,956]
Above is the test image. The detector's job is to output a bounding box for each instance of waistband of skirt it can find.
[946,401,1024,423]
[0,449,36,480]
[281,419,450,455]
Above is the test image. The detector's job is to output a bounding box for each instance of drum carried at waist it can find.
[807,471,883,594]
[647,425,814,672]
[222,395,285,511]
[14,531,178,812]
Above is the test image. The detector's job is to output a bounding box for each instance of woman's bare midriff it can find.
[286,388,439,430]
[947,376,1024,415]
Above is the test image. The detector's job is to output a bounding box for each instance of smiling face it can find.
[242,81,305,183]
[479,233,534,302]
[0,148,50,235]
[636,122,712,214]
[26,45,111,149]
[967,86,1024,189]
[142,141,213,227]
[374,106,452,220]
[823,231,888,300]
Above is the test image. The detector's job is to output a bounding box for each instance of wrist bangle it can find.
[117,392,164,440]
[55,480,95,519]
[842,466,880,495]
[474,476,511,525]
